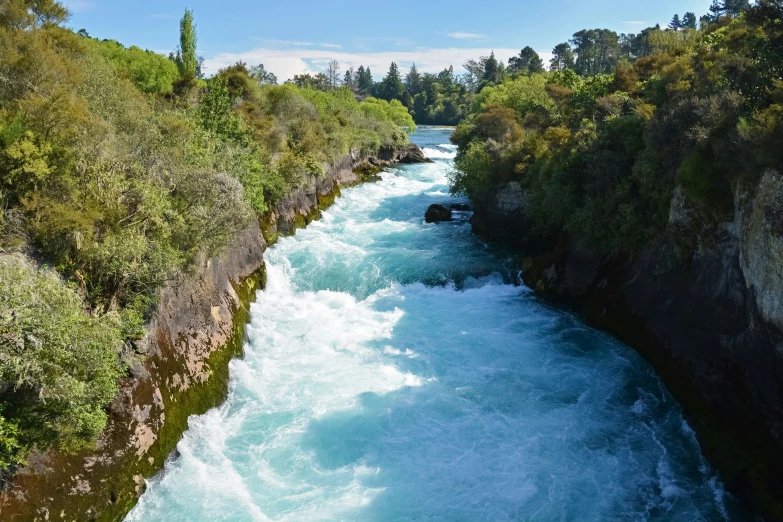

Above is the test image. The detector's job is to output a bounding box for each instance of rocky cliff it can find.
[473,172,783,519]
[0,143,427,522]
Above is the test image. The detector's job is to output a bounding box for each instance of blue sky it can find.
[62,0,714,81]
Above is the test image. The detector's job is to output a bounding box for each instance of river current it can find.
[127,127,742,521]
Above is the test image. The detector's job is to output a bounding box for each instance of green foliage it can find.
[0,256,123,464]
[89,39,178,95]
[174,9,197,81]
[452,4,783,256]
[0,7,414,468]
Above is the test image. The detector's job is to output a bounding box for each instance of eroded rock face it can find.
[425,204,452,223]
[470,182,533,247]
[0,142,419,522]
[739,170,783,331]
[475,171,783,518]
[262,144,430,243]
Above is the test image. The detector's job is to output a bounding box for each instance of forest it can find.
[450,0,783,258]
[0,0,413,470]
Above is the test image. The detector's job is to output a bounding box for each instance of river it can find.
[127,127,742,521]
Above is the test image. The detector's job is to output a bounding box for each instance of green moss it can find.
[259,213,279,246]
[0,268,267,522]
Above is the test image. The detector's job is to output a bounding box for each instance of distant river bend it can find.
[127,128,743,521]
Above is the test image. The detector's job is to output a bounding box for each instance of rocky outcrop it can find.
[474,171,783,519]
[262,144,429,243]
[0,142,421,522]
[425,204,452,223]
[0,222,267,522]
[470,182,533,246]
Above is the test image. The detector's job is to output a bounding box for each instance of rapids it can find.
[127,127,743,521]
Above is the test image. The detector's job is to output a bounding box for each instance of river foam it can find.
[127,127,743,521]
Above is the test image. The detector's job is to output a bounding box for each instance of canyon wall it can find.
[473,171,783,519]
[0,143,427,522]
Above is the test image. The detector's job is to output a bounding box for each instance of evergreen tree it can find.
[175,9,198,81]
[508,46,545,75]
[379,62,404,101]
[669,14,681,31]
[682,12,697,29]
[438,66,455,89]
[405,63,422,96]
[357,65,374,94]
[550,43,575,71]
[344,67,356,91]
[483,51,501,83]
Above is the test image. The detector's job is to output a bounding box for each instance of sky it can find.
[61,0,714,81]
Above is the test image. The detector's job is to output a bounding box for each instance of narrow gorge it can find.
[126,128,745,521]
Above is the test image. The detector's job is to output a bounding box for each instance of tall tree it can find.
[344,67,356,91]
[669,14,681,31]
[249,64,278,85]
[175,9,198,81]
[405,63,423,96]
[379,62,404,101]
[550,43,575,71]
[708,0,750,20]
[357,65,374,94]
[483,51,502,83]
[325,60,341,90]
[508,46,545,75]
[682,12,697,29]
[571,29,619,76]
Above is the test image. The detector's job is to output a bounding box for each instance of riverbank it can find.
[126,128,740,521]
[470,174,783,519]
[0,143,428,522]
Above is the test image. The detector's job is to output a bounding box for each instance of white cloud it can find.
[255,39,315,48]
[447,32,485,40]
[204,47,537,82]
[319,43,343,49]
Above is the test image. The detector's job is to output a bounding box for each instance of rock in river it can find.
[425,204,452,223]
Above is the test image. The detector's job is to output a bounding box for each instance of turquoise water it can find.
[127,128,742,521]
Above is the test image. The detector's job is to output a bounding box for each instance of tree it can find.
[682,12,697,29]
[508,46,545,75]
[669,14,681,31]
[550,43,575,71]
[707,0,750,20]
[357,65,374,95]
[289,73,330,91]
[175,9,198,81]
[483,51,502,84]
[405,63,422,96]
[325,59,341,91]
[379,62,405,101]
[570,29,619,76]
[249,64,278,85]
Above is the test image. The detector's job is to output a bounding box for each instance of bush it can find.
[0,256,123,465]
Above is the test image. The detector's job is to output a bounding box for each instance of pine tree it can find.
[508,46,545,75]
[380,62,404,101]
[357,65,374,94]
[550,43,575,71]
[483,51,500,83]
[405,63,422,96]
[682,12,697,29]
[175,9,198,81]
[669,14,681,31]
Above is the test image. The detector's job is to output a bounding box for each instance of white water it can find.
[127,128,743,521]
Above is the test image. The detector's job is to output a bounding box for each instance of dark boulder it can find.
[425,204,452,223]
[450,203,471,212]
[399,144,433,164]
